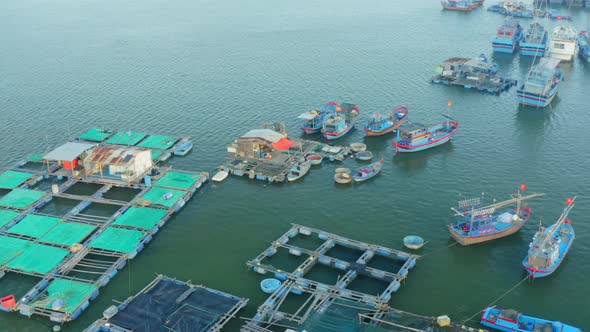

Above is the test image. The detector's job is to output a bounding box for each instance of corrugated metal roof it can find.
[240,129,285,143]
[83,146,148,166]
[43,142,96,161]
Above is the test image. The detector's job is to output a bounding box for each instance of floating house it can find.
[43,142,96,173]
[432,55,517,93]
[228,129,295,161]
[82,146,153,182]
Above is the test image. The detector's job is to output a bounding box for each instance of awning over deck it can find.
[43,142,96,161]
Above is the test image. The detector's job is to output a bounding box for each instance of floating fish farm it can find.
[0,128,207,323]
[85,274,248,332]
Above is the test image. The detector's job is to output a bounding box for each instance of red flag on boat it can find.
[566,197,573,205]
[520,183,527,191]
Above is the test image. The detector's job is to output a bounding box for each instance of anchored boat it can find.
[334,168,352,184]
[173,140,193,156]
[364,106,408,136]
[520,23,548,56]
[517,58,563,108]
[298,102,339,135]
[549,25,578,61]
[579,30,590,62]
[448,185,544,246]
[321,103,360,140]
[493,18,525,53]
[522,197,576,278]
[440,0,474,11]
[481,306,582,332]
[353,159,384,182]
[392,116,458,153]
[287,161,311,182]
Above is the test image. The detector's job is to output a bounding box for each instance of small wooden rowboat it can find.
[334,168,352,184]
[350,142,367,153]
[306,154,323,165]
[355,151,373,161]
[353,159,384,182]
[403,235,425,250]
[212,170,229,182]
[287,161,311,182]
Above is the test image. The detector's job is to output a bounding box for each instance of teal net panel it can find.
[0,189,46,209]
[107,131,146,146]
[79,128,113,142]
[137,135,176,149]
[32,279,98,314]
[0,170,35,189]
[151,150,164,160]
[89,227,145,254]
[7,214,61,238]
[0,209,21,229]
[0,235,33,266]
[6,243,69,274]
[140,187,185,208]
[28,154,45,162]
[40,222,96,246]
[112,206,167,230]
[154,171,201,190]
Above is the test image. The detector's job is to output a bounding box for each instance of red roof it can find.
[271,138,295,151]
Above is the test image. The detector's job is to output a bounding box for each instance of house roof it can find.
[240,129,285,143]
[83,146,150,166]
[43,142,96,161]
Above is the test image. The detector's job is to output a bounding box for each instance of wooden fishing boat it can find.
[355,151,373,161]
[173,141,193,156]
[365,106,409,136]
[321,103,360,140]
[287,161,311,182]
[334,168,352,184]
[393,116,458,153]
[522,197,576,278]
[403,236,425,250]
[306,154,323,165]
[212,170,229,182]
[298,102,339,135]
[441,0,474,11]
[353,159,384,182]
[481,306,582,332]
[448,185,544,246]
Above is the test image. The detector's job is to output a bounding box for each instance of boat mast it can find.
[529,196,576,259]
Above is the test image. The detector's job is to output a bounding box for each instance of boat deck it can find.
[84,274,248,332]
[0,129,208,324]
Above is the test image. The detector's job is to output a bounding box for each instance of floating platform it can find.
[85,274,248,332]
[242,224,481,332]
[0,129,208,324]
[431,75,517,94]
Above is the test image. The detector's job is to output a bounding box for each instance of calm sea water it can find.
[1,0,589,330]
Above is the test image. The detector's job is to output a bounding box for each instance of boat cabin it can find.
[82,145,153,182]
[397,123,429,141]
[228,129,295,161]
[323,113,347,132]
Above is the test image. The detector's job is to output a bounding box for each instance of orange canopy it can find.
[272,138,295,151]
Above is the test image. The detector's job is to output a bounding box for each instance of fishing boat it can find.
[549,25,578,62]
[392,116,458,153]
[334,168,352,184]
[173,140,193,156]
[355,151,373,161]
[287,161,311,182]
[321,103,360,140]
[353,159,384,182]
[520,23,548,56]
[212,170,229,182]
[481,306,582,332]
[522,197,576,278]
[448,185,544,246]
[298,102,339,135]
[441,0,473,11]
[517,58,563,108]
[493,18,525,53]
[578,30,590,62]
[403,236,425,250]
[306,154,323,165]
[364,106,409,136]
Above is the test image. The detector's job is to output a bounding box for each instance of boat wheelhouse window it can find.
[554,43,565,49]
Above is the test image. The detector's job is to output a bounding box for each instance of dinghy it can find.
[287,161,311,182]
[353,159,384,182]
[306,154,323,165]
[403,235,425,250]
[173,141,193,156]
[350,142,367,153]
[355,151,373,161]
[334,168,352,184]
[212,170,229,182]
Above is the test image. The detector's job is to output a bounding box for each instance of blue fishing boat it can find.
[364,106,408,136]
[441,0,474,11]
[321,103,360,140]
[522,197,576,278]
[298,102,338,135]
[520,23,548,56]
[392,116,458,153]
[353,159,383,182]
[173,140,193,156]
[493,18,524,53]
[448,185,544,246]
[517,58,563,108]
[578,30,590,62]
[481,306,582,332]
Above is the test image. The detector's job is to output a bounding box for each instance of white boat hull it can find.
[212,171,229,182]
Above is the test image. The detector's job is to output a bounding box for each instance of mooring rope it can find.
[419,241,460,258]
[460,274,530,325]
